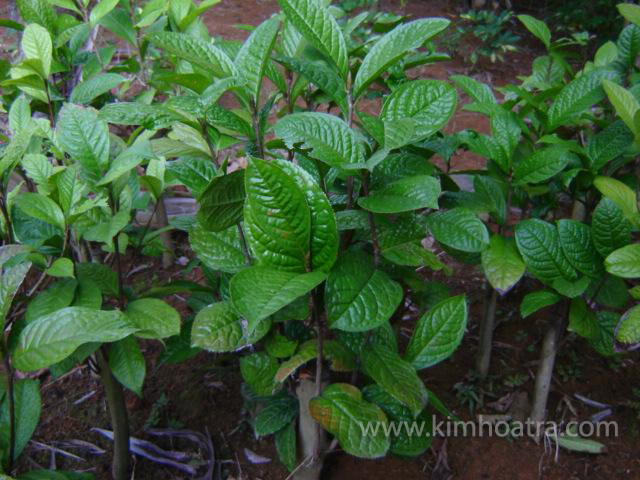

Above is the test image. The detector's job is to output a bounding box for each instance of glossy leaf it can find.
[21,23,51,78]
[514,147,573,184]
[254,394,298,436]
[617,305,640,344]
[520,290,561,318]
[591,198,632,258]
[517,14,551,49]
[70,73,125,104]
[605,244,640,278]
[426,208,490,253]
[0,378,41,464]
[557,219,600,278]
[240,352,279,396]
[190,223,249,273]
[13,193,65,231]
[481,235,525,294]
[124,299,180,339]
[109,336,145,396]
[358,175,440,213]
[197,171,245,232]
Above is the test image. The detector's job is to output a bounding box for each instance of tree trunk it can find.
[476,287,498,380]
[293,378,325,480]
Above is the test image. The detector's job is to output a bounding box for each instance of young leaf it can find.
[274,112,366,169]
[591,198,632,258]
[520,290,561,318]
[618,3,640,27]
[358,175,440,214]
[617,305,640,344]
[514,147,574,185]
[405,295,468,370]
[70,73,125,104]
[254,394,298,436]
[481,235,525,294]
[361,345,427,418]
[125,299,180,339]
[426,208,490,253]
[309,383,390,458]
[0,246,31,327]
[197,171,245,232]
[109,336,145,396]
[587,120,634,171]
[325,251,402,332]
[13,193,65,231]
[235,16,280,105]
[16,0,56,33]
[21,23,52,78]
[277,0,348,78]
[602,80,640,137]
[450,74,496,104]
[189,223,249,273]
[517,14,551,49]
[605,244,640,278]
[594,176,639,223]
[13,307,137,371]
[89,0,119,26]
[353,18,450,98]
[0,378,41,463]
[45,258,74,278]
[239,352,279,396]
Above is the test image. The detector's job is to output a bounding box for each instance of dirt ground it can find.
[2,0,639,479]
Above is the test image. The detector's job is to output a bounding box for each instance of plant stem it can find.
[0,188,14,243]
[361,171,380,265]
[237,223,252,265]
[0,340,15,472]
[155,197,174,269]
[96,347,130,480]
[476,287,497,380]
[45,80,56,128]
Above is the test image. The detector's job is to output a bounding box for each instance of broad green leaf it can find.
[244,158,311,271]
[514,147,573,184]
[197,171,245,232]
[380,79,457,140]
[605,244,640,278]
[99,102,181,128]
[76,262,118,297]
[45,258,74,278]
[277,0,348,77]
[450,74,496,104]
[254,394,298,436]
[591,198,632,258]
[557,219,600,278]
[83,210,129,246]
[474,175,506,225]
[275,421,297,472]
[189,223,248,273]
[517,14,551,49]
[98,138,155,186]
[147,32,236,77]
[358,175,440,213]
[21,154,52,191]
[56,104,109,184]
[109,336,145,396]
[0,379,40,464]
[361,345,427,417]
[551,276,591,298]
[0,245,31,326]
[70,73,125,104]
[99,7,136,45]
[547,68,619,129]
[13,193,65,231]
[616,24,640,68]
[309,383,390,458]
[276,160,338,273]
[490,111,521,162]
[167,157,215,196]
[21,23,51,78]
[13,307,136,371]
[515,219,577,282]
[405,295,468,370]
[230,267,326,325]
[125,299,180,339]
[205,105,253,137]
[594,176,638,223]
[426,208,489,253]
[89,0,119,26]
[240,352,279,396]
[353,18,450,98]
[265,332,298,358]
[325,251,402,332]
[618,3,640,27]
[481,235,525,294]
[235,16,280,104]
[520,290,561,318]
[274,112,366,169]
[16,0,56,33]
[25,278,77,324]
[617,304,640,344]
[602,80,639,136]
[587,120,634,171]
[191,301,270,352]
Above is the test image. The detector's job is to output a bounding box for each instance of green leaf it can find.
[99,102,181,128]
[325,251,402,332]
[514,147,573,184]
[557,219,600,278]
[13,307,136,371]
[147,32,236,77]
[235,16,280,104]
[481,235,525,294]
[56,104,110,184]
[380,79,457,141]
[45,258,74,278]
[205,105,253,137]
[25,278,77,324]
[189,223,249,273]
[520,290,561,318]
[309,383,390,458]
[109,336,145,396]
[21,23,51,79]
[517,14,551,49]
[89,0,119,26]
[0,245,31,326]
[547,69,619,130]
[230,267,326,325]
[98,138,155,186]
[617,304,640,344]
[275,421,297,472]
[197,171,245,232]
[0,379,40,464]
[587,120,634,171]
[240,352,279,396]
[353,18,450,98]
[451,74,496,104]
[362,345,427,417]
[265,332,298,358]
[83,210,129,246]
[474,175,506,225]
[14,193,65,231]
[405,294,468,370]
[591,198,632,258]
[426,208,490,253]
[70,73,125,104]
[125,299,180,339]
[275,112,366,169]
[16,0,55,33]
[602,80,640,136]
[277,0,348,77]
[358,175,440,213]
[593,176,638,223]
[605,244,640,278]
[99,7,136,46]
[515,219,577,283]
[618,3,640,26]
[76,262,118,297]
[167,157,215,196]
[244,158,311,271]
[254,394,298,436]
[191,301,270,352]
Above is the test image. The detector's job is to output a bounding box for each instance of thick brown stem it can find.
[476,287,498,380]
[361,172,380,265]
[294,379,325,480]
[96,348,130,480]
